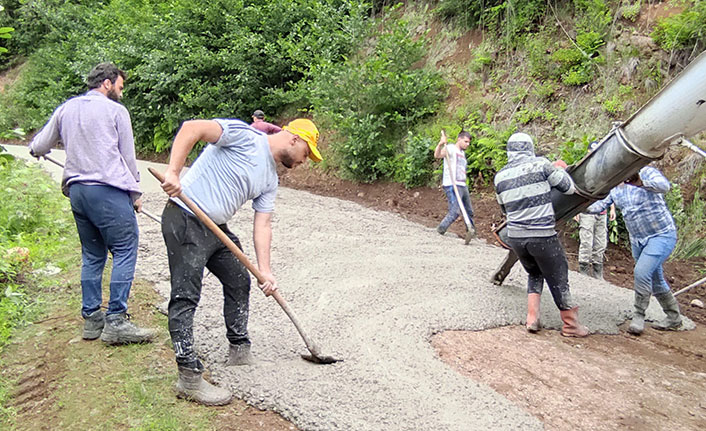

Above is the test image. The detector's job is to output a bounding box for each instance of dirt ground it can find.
[279,163,706,431]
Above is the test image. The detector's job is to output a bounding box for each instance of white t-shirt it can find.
[442,144,468,187]
[178,119,278,225]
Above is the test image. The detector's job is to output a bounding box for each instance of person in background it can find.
[29,62,155,345]
[250,109,282,134]
[586,166,683,335]
[433,130,476,239]
[575,141,615,280]
[494,132,589,337]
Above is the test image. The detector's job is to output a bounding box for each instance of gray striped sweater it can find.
[494,137,575,238]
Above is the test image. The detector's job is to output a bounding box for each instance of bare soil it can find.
[280,163,706,430]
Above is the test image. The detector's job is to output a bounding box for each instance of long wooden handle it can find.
[148,167,322,355]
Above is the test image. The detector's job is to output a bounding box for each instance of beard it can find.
[280,151,296,169]
[107,88,120,102]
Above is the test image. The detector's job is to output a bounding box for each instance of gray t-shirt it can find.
[178,119,278,225]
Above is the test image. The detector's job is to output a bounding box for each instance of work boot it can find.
[592,263,604,280]
[559,307,589,337]
[578,262,591,276]
[526,293,541,333]
[436,225,446,235]
[226,343,255,366]
[627,292,650,335]
[175,366,232,406]
[100,313,156,345]
[83,310,105,340]
[652,291,683,331]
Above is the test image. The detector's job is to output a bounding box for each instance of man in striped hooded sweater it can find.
[494,132,589,337]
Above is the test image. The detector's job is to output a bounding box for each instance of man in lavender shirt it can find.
[29,63,155,345]
[250,109,282,134]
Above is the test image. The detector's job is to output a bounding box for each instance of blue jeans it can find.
[439,185,475,232]
[630,232,677,296]
[69,183,139,317]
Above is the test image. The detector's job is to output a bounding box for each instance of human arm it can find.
[161,120,223,196]
[609,204,616,221]
[544,161,575,195]
[586,194,614,214]
[433,131,448,159]
[253,211,277,296]
[636,166,670,194]
[116,108,140,184]
[29,107,63,158]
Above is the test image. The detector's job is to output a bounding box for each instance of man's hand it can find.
[133,198,143,213]
[609,205,616,222]
[258,271,278,297]
[29,147,40,160]
[574,214,580,222]
[161,171,182,197]
[440,130,447,145]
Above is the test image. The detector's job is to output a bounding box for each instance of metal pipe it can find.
[491,50,706,285]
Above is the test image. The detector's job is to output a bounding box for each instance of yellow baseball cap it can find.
[283,119,322,162]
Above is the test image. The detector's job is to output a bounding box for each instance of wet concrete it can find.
[8,144,692,430]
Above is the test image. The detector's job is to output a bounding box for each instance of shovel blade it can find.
[300,353,342,364]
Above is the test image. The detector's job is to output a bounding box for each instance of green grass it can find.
[0,153,270,430]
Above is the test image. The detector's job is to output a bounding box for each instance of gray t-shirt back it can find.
[178,119,278,225]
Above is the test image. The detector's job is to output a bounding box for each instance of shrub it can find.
[305,17,446,182]
[652,2,706,51]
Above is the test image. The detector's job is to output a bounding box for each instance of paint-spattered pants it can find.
[161,201,251,369]
[507,235,574,311]
[578,213,607,264]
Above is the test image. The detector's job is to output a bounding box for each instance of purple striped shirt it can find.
[29,90,141,200]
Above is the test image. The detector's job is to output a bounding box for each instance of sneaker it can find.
[100,313,156,345]
[83,310,105,340]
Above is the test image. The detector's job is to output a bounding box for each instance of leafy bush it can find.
[305,17,446,182]
[621,0,642,22]
[0,0,370,153]
[556,135,594,165]
[652,1,706,51]
[396,132,436,188]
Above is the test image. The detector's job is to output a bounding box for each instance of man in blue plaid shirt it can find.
[587,165,683,335]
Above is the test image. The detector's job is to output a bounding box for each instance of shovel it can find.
[441,130,475,244]
[149,167,340,364]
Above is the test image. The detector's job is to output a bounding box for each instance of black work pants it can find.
[507,234,574,311]
[161,201,251,369]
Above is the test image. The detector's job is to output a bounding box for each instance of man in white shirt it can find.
[433,130,476,238]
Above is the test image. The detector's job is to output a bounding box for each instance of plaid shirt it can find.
[588,166,676,244]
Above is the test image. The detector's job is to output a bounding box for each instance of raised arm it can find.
[161,120,223,196]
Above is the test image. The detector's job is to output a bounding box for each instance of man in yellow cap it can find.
[158,117,321,406]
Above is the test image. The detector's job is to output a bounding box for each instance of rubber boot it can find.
[578,262,591,276]
[627,292,650,335]
[226,343,255,366]
[526,293,541,333]
[100,313,157,345]
[560,307,589,337]
[652,291,683,331]
[175,366,232,406]
[83,310,105,340]
[436,225,446,235]
[592,263,604,281]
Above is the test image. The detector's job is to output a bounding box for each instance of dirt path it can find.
[136,180,700,430]
[6,145,704,430]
